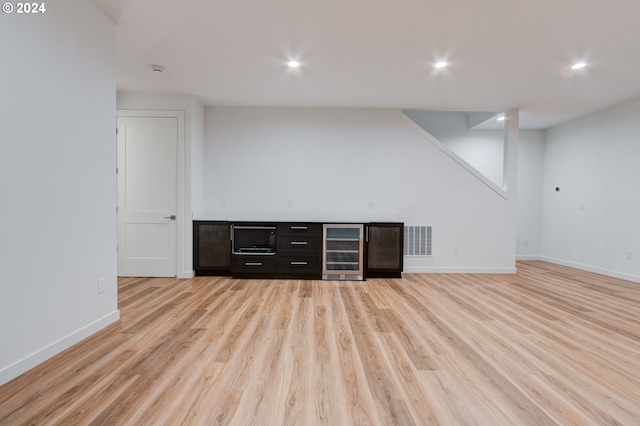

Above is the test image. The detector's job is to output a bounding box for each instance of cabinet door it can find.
[193,221,231,275]
[366,223,403,278]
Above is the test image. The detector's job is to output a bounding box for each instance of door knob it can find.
[164,215,176,220]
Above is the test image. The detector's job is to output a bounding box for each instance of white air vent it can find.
[404,225,432,257]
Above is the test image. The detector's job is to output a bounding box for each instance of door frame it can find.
[116,109,186,278]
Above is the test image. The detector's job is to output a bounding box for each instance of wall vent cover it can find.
[404,225,432,257]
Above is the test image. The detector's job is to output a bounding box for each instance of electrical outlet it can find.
[287,200,292,208]
[368,201,374,209]
[97,279,104,294]
[453,247,459,255]
[524,239,529,246]
[627,251,633,261]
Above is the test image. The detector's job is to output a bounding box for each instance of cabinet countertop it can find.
[193,211,402,223]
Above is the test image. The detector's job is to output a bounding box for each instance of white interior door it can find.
[117,116,178,277]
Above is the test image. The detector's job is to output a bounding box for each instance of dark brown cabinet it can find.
[365,223,403,278]
[193,220,403,279]
[276,223,322,278]
[193,221,231,276]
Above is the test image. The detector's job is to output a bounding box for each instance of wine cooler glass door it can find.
[322,224,364,280]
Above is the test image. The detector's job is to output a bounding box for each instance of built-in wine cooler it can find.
[322,224,364,280]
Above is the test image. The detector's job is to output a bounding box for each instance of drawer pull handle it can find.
[245,262,263,266]
[291,226,308,230]
[291,241,308,245]
[291,261,308,265]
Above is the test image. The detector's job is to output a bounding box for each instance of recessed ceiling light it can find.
[571,62,587,70]
[435,61,448,69]
[287,60,300,68]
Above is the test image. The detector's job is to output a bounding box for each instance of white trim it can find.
[116,109,185,278]
[401,112,508,200]
[516,255,542,261]
[539,256,640,284]
[0,310,120,386]
[180,270,195,279]
[404,266,517,274]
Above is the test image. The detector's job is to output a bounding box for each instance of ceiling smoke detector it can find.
[151,64,165,73]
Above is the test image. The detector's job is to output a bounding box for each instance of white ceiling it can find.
[92,0,640,129]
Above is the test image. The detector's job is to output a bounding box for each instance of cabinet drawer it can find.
[232,255,276,273]
[278,255,321,274]
[279,235,320,252]
[278,223,322,236]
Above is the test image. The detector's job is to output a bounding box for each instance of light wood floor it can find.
[1,261,639,425]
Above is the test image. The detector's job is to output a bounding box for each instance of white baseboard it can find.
[516,255,542,261]
[404,266,517,274]
[539,256,640,284]
[179,270,195,279]
[0,310,120,386]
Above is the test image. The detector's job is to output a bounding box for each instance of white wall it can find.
[516,130,545,258]
[116,92,205,278]
[190,98,206,215]
[542,98,640,282]
[0,0,118,385]
[203,107,517,272]
[401,110,546,259]
[403,111,505,187]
